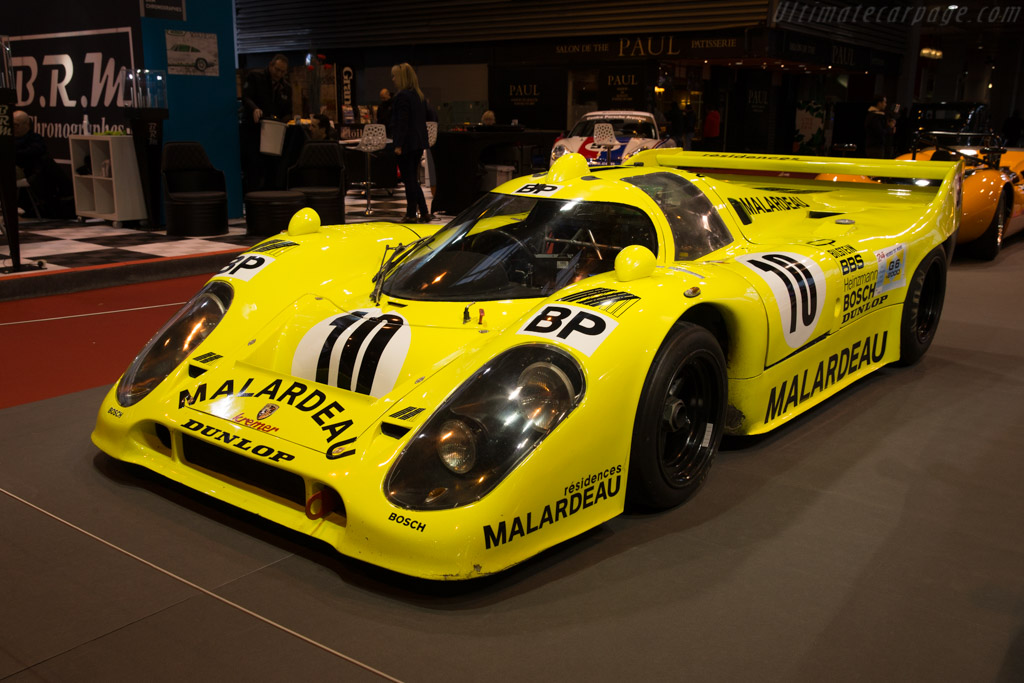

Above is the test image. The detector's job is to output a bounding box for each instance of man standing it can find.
[241,54,292,192]
[864,95,892,158]
[377,88,393,135]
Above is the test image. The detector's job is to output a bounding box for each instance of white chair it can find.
[354,123,387,216]
[592,122,617,165]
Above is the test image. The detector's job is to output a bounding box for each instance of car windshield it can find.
[569,118,658,139]
[383,193,659,301]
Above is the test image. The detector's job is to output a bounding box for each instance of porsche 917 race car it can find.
[550,110,669,166]
[93,150,961,580]
[897,132,1024,259]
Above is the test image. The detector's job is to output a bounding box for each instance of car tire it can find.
[195,58,208,71]
[895,247,946,366]
[972,193,1006,261]
[627,322,726,510]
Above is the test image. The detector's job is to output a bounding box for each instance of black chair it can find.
[287,141,346,225]
[162,141,228,236]
[244,190,306,236]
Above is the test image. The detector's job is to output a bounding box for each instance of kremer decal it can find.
[517,304,617,356]
[179,378,354,444]
[738,252,826,348]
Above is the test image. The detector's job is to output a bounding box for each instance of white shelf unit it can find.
[69,135,147,223]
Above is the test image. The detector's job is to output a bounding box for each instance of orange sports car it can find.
[898,132,1024,260]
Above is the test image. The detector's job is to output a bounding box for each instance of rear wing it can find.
[628,149,961,185]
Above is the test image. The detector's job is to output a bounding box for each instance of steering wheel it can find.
[469,229,534,260]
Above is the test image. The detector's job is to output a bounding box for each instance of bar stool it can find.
[353,124,387,216]
[592,123,617,165]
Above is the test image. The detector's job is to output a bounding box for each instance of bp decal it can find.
[217,253,275,281]
[292,308,411,397]
[738,252,826,349]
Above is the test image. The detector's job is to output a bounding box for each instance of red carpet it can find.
[0,274,214,409]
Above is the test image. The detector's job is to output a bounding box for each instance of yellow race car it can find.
[93,150,961,580]
[897,131,1024,259]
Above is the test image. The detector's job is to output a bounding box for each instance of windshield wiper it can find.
[370,233,435,304]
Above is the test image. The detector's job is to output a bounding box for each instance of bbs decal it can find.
[292,309,411,397]
[217,253,274,281]
[738,252,826,348]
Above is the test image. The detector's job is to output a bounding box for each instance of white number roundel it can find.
[292,308,411,397]
[738,252,826,349]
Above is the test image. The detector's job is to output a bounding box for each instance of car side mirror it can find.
[614,245,656,282]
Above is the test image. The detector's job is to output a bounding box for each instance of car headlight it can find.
[116,281,233,407]
[551,143,569,162]
[385,345,585,510]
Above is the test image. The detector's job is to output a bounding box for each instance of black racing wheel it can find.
[627,322,727,510]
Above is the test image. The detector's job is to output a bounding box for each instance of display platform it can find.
[0,237,1022,680]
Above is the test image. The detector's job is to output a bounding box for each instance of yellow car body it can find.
[93,150,961,580]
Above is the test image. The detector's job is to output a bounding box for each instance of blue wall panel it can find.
[141,4,242,217]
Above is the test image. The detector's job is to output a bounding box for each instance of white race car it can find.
[550,110,672,166]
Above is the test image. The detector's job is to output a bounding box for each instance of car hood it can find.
[180,292,543,458]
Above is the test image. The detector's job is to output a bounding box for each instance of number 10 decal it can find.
[738,252,826,349]
[292,309,412,397]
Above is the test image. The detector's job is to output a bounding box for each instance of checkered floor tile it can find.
[1,185,448,279]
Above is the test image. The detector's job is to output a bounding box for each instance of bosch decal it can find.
[388,512,426,532]
[107,407,123,418]
[217,253,274,282]
[181,418,295,462]
[179,378,353,444]
[483,472,622,549]
[738,252,826,348]
[517,304,617,356]
[292,309,411,398]
[765,332,887,423]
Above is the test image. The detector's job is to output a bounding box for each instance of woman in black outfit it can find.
[390,62,431,222]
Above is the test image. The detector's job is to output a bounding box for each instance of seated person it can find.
[13,110,70,218]
[309,114,338,141]
[480,110,496,126]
